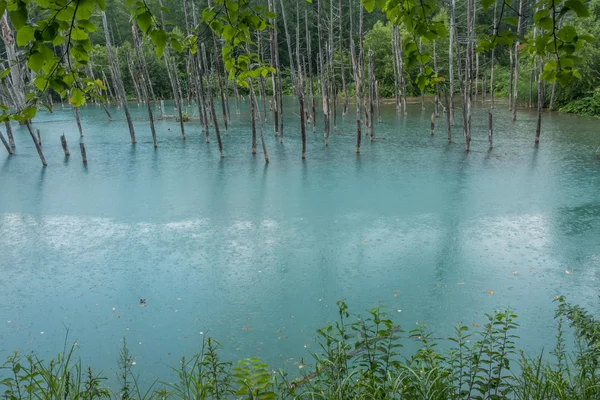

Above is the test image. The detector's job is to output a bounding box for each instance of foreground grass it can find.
[1,297,599,399]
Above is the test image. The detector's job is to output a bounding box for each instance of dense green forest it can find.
[0,0,598,162]
[3,0,599,113]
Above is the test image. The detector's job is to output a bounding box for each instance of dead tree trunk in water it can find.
[329,0,337,130]
[26,121,47,166]
[449,0,456,124]
[512,0,525,121]
[102,12,136,144]
[132,26,158,147]
[351,39,362,154]
[433,40,441,116]
[126,52,142,103]
[419,38,425,110]
[211,33,229,136]
[60,134,70,156]
[250,80,257,155]
[509,47,514,111]
[535,56,544,144]
[306,9,316,133]
[368,50,375,141]
[490,1,497,108]
[0,129,13,155]
[317,0,330,146]
[268,0,279,136]
[80,142,87,164]
[443,87,452,142]
[488,111,493,149]
[339,0,348,115]
[202,44,224,157]
[248,79,269,163]
[4,121,14,148]
[74,106,84,137]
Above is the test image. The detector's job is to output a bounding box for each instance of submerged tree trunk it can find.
[74,106,84,138]
[339,0,348,116]
[248,79,269,163]
[512,0,525,121]
[102,12,136,144]
[488,111,493,149]
[4,121,14,148]
[26,121,47,166]
[202,44,224,157]
[0,129,13,155]
[535,57,544,144]
[368,50,375,141]
[132,26,158,147]
[351,39,362,154]
[212,33,229,136]
[509,47,514,111]
[306,9,317,133]
[449,0,456,124]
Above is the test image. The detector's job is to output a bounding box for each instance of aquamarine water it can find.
[1,99,599,386]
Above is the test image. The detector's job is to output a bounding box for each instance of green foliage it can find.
[559,89,600,116]
[1,299,600,399]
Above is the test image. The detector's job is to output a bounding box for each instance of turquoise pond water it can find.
[1,98,599,386]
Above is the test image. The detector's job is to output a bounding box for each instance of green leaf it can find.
[482,0,495,11]
[16,25,35,46]
[362,0,376,13]
[557,26,577,42]
[504,16,518,26]
[70,88,85,107]
[564,0,589,17]
[0,0,7,19]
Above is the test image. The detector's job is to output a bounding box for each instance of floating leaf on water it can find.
[472,323,481,328]
[486,290,495,295]
[112,307,116,311]
[565,270,572,275]
[40,332,44,334]
[242,326,253,331]
[131,361,136,365]
[511,271,520,275]
[397,309,402,313]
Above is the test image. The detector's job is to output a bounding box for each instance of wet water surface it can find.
[1,99,599,385]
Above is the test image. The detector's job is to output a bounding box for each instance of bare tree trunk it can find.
[250,80,257,155]
[509,47,514,111]
[80,143,87,164]
[1,13,26,111]
[449,0,456,124]
[202,44,223,157]
[74,106,84,138]
[443,87,452,142]
[60,134,70,156]
[26,121,47,166]
[329,0,337,130]
[102,12,136,144]
[306,9,316,133]
[248,79,269,163]
[368,50,375,141]
[376,80,382,123]
[512,0,525,121]
[535,57,544,144]
[339,0,348,116]
[549,80,557,111]
[419,38,425,111]
[4,121,14,148]
[392,27,400,112]
[351,39,362,153]
[268,0,279,136]
[212,34,229,136]
[126,52,143,103]
[433,40,441,116]
[132,26,158,147]
[488,111,493,149]
[0,129,13,155]
[490,0,497,108]
[318,0,330,146]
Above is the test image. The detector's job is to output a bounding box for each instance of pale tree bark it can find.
[490,0,497,108]
[132,26,158,147]
[248,79,269,163]
[368,50,375,141]
[512,0,525,121]
[306,9,317,132]
[339,0,348,116]
[102,12,136,144]
[535,56,544,144]
[318,0,330,146]
[509,46,514,111]
[201,44,224,157]
[350,39,362,154]
[433,40,441,116]
[0,129,13,155]
[449,0,456,124]
[268,0,279,136]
